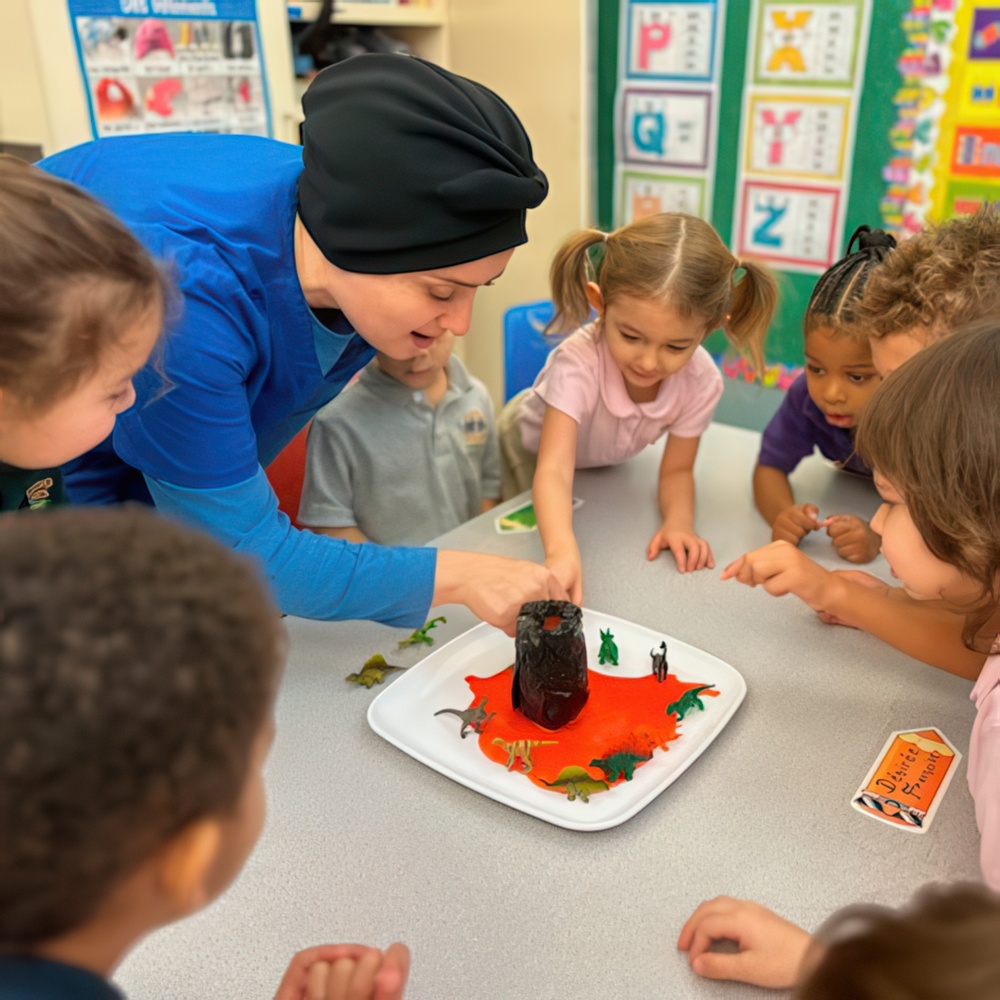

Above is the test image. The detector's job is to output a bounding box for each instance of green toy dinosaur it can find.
[666,684,716,720]
[491,737,557,773]
[589,750,652,782]
[541,766,610,802]
[346,653,406,688]
[433,696,495,738]
[598,628,619,666]
[397,615,447,649]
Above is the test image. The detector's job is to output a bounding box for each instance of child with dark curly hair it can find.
[0,507,408,1000]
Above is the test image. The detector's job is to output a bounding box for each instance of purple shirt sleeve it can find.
[757,375,818,474]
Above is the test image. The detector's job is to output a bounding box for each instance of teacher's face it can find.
[295,220,514,360]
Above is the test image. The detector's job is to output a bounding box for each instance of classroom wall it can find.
[0,0,50,151]
[448,0,590,406]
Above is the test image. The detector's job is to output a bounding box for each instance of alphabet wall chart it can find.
[733,0,872,273]
[596,1,1000,366]
[615,0,727,222]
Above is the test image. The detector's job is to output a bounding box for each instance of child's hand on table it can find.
[274,943,410,1000]
[721,541,834,612]
[677,896,813,988]
[821,514,881,564]
[770,502,820,545]
[647,524,715,573]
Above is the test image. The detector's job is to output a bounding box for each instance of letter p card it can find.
[851,728,960,833]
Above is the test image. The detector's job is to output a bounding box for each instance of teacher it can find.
[41,54,565,631]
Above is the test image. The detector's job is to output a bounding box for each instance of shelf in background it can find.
[286,2,444,27]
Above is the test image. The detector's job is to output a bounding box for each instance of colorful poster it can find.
[745,94,850,179]
[621,88,712,168]
[614,0,724,226]
[68,0,270,139]
[619,170,707,221]
[753,1,866,87]
[879,2,1000,235]
[624,1,719,82]
[736,181,840,269]
[734,0,868,274]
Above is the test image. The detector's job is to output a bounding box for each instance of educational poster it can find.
[619,171,707,219]
[880,2,1000,237]
[932,2,1000,223]
[68,0,271,139]
[624,1,719,81]
[614,0,726,226]
[738,181,840,268]
[621,89,712,168]
[753,1,865,86]
[734,0,870,273]
[745,94,850,179]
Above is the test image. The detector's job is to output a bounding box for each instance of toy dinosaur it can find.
[598,628,619,666]
[650,640,669,682]
[589,750,652,783]
[666,684,716,720]
[542,766,610,802]
[433,697,495,738]
[397,615,446,649]
[491,736,557,773]
[346,653,406,688]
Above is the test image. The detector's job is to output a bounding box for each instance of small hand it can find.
[677,896,812,988]
[274,943,410,1000]
[821,514,881,564]
[436,551,569,637]
[771,503,820,546]
[720,541,832,611]
[647,525,715,573]
[545,546,584,605]
[815,569,889,625]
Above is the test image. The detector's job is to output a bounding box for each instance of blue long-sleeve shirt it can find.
[42,134,435,625]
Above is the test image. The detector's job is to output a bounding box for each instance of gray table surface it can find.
[117,423,981,1000]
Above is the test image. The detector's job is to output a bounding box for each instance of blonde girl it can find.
[499,212,777,602]
[0,155,168,509]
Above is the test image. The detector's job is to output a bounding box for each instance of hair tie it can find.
[602,230,610,243]
[734,257,743,270]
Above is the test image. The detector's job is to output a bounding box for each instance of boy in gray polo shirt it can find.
[299,333,500,545]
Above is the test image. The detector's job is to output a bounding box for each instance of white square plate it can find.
[368,609,747,831]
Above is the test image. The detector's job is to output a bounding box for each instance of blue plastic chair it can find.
[503,299,562,401]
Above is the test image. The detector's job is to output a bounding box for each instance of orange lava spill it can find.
[466,667,718,792]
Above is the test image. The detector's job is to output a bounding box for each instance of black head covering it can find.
[298,53,548,274]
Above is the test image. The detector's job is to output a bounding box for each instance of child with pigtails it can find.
[498,213,778,604]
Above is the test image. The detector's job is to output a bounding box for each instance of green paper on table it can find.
[495,497,583,534]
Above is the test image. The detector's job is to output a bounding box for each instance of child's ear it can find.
[584,281,604,314]
[154,818,223,917]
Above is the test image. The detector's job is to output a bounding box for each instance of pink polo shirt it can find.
[969,640,1000,890]
[517,323,723,468]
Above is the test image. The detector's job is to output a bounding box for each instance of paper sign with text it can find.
[851,728,961,833]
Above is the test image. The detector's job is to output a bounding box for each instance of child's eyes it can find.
[847,373,873,384]
[806,364,825,375]
[620,332,640,343]
[430,292,454,302]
